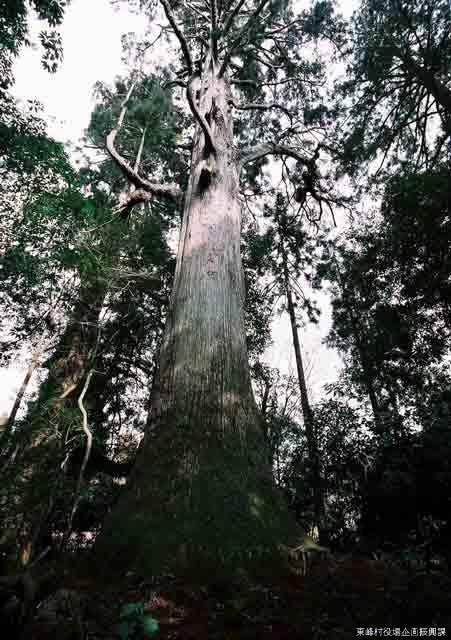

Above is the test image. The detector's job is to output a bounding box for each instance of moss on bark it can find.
[96,413,297,577]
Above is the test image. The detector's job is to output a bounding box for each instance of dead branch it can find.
[105,82,182,202]
[65,370,94,540]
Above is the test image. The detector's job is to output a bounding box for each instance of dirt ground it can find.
[25,554,451,639]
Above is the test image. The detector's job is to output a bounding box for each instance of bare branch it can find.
[114,189,155,217]
[101,88,183,227]
[106,130,182,201]
[230,99,293,123]
[134,126,147,174]
[80,188,156,234]
[239,142,310,167]
[186,0,208,20]
[265,18,301,37]
[230,78,258,87]
[142,28,164,54]
[118,80,137,128]
[58,382,78,400]
[106,92,182,202]
[159,0,194,75]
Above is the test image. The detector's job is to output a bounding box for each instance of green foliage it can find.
[340,0,451,175]
[89,74,187,190]
[114,603,159,639]
[302,0,346,47]
[0,60,182,561]
[0,92,70,178]
[323,164,450,427]
[308,154,451,550]
[3,0,451,579]
[0,0,67,89]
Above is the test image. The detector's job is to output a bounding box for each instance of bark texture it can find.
[96,63,295,575]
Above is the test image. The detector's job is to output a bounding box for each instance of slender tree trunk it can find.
[96,60,295,575]
[350,318,384,430]
[3,336,45,438]
[260,378,271,443]
[347,310,383,425]
[334,262,384,431]
[387,382,405,440]
[5,278,108,562]
[280,239,324,535]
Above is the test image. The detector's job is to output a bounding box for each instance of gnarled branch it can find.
[106,88,182,203]
[186,73,216,154]
[113,188,155,217]
[65,370,94,541]
[106,131,181,201]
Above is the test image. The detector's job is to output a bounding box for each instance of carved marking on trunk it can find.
[207,252,219,275]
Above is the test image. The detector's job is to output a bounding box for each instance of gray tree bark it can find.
[96,60,295,575]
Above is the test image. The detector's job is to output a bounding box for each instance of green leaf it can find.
[141,615,159,636]
[120,602,145,618]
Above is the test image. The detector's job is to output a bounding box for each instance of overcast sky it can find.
[0,0,357,416]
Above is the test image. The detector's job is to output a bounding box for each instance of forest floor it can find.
[24,553,451,639]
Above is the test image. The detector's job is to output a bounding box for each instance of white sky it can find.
[0,0,355,416]
[12,1,147,141]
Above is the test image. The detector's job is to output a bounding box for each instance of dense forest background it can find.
[0,0,450,638]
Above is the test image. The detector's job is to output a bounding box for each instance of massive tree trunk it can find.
[96,61,294,575]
